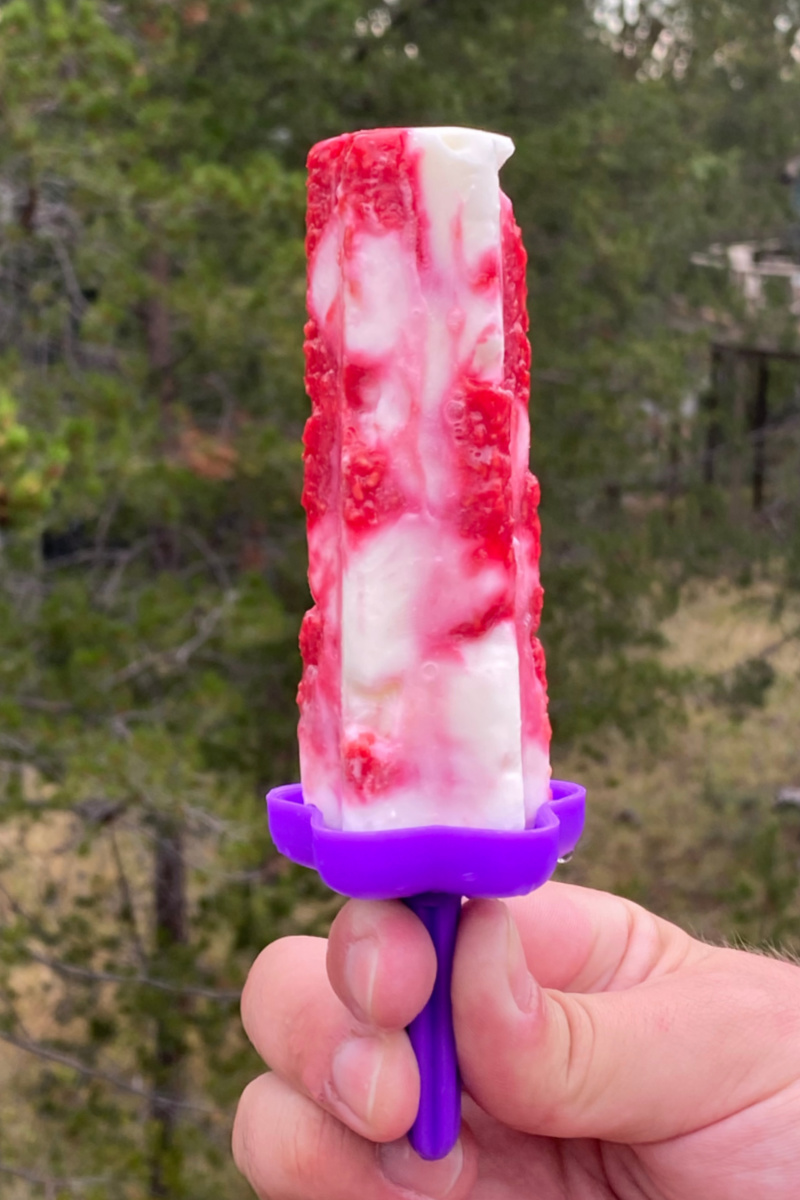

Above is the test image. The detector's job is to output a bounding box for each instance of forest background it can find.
[1,0,800,1195]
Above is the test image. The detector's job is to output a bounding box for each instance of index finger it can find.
[327,899,438,1028]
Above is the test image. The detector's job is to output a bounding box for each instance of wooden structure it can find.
[703,341,800,511]
[693,161,800,512]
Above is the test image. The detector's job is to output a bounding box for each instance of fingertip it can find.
[328,899,437,1028]
[329,1029,420,1142]
[453,898,556,1131]
[456,897,509,952]
[460,895,506,922]
[378,1121,478,1200]
[453,896,534,1047]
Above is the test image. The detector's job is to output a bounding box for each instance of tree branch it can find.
[0,1028,219,1115]
[182,526,232,591]
[103,590,237,689]
[20,946,240,1001]
[49,234,88,322]
[0,1158,111,1195]
[95,537,154,606]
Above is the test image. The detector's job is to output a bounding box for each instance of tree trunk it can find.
[703,345,724,486]
[146,245,176,422]
[149,822,189,1197]
[729,351,748,525]
[751,354,769,513]
[665,420,680,526]
[145,236,186,1196]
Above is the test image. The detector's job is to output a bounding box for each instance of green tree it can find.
[1,0,799,1195]
[0,2,310,1193]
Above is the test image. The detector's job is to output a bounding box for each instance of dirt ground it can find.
[555,580,800,946]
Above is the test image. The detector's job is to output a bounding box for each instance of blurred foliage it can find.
[710,655,777,714]
[0,0,799,1194]
[0,388,69,523]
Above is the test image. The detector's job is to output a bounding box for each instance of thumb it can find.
[452,898,800,1144]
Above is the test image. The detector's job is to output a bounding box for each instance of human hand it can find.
[233,882,800,1199]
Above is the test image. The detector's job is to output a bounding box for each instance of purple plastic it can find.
[266,780,585,1161]
[267,780,585,899]
[403,893,461,1160]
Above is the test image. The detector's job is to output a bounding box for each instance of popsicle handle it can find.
[403,892,462,1161]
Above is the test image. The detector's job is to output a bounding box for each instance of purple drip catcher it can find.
[267,780,586,1162]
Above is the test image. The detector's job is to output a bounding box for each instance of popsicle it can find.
[298,126,551,833]
[268,126,585,1163]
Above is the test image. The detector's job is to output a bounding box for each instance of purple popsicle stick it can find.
[266,781,586,1161]
[403,893,462,1160]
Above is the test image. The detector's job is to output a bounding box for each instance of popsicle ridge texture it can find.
[298,127,551,832]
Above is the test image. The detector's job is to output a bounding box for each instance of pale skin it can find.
[233,882,800,1199]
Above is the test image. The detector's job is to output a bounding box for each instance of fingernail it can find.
[330,1035,385,1124]
[506,908,536,1013]
[379,1137,464,1198]
[344,937,379,1019]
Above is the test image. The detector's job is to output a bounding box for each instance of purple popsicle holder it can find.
[267,779,585,1161]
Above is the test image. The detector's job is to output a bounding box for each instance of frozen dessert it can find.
[298,127,550,832]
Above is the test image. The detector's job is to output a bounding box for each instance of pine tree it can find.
[1,1,799,1194]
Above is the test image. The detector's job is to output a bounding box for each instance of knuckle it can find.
[608,901,665,988]
[557,994,599,1117]
[284,1108,349,1194]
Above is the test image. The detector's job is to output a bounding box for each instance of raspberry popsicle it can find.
[299,126,551,833]
[269,125,585,1161]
